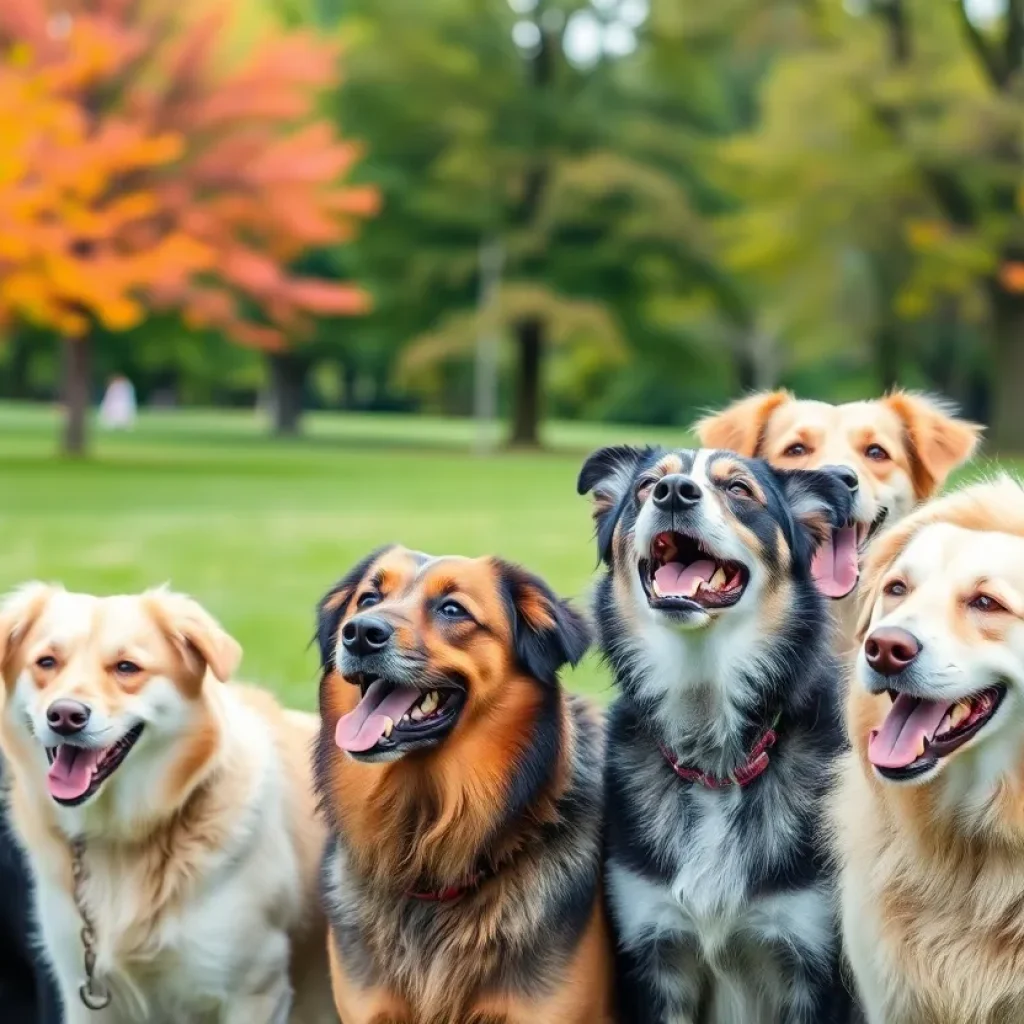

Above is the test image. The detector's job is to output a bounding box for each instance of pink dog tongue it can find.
[47,746,102,801]
[811,525,859,599]
[653,559,716,597]
[335,678,424,753]
[868,694,954,769]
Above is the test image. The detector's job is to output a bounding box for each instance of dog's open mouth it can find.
[639,531,749,611]
[46,723,144,807]
[335,676,466,759]
[868,685,1006,781]
[858,507,889,550]
[812,510,888,601]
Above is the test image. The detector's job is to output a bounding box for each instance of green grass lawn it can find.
[0,403,1014,711]
[0,403,692,709]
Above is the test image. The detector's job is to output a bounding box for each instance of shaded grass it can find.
[0,404,690,709]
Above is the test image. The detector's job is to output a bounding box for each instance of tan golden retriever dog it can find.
[0,584,336,1024]
[697,391,981,639]
[833,478,1024,1024]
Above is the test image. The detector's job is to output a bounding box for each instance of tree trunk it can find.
[341,359,358,410]
[731,345,756,393]
[509,317,543,448]
[61,335,91,456]
[990,289,1024,452]
[874,322,900,391]
[267,351,308,436]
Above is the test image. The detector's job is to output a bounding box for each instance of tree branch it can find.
[955,0,1009,89]
[1008,0,1024,77]
[876,0,911,65]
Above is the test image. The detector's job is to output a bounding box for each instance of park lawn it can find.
[0,403,1015,710]
[0,404,691,709]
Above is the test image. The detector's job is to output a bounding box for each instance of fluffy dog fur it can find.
[578,446,857,1024]
[0,584,336,1024]
[834,477,1024,1024]
[0,783,61,1023]
[314,546,613,1024]
[696,390,981,640]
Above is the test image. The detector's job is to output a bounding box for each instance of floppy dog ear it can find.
[498,561,590,687]
[316,545,393,669]
[577,445,652,564]
[881,391,982,499]
[0,582,59,679]
[146,590,241,684]
[776,468,855,565]
[695,390,792,457]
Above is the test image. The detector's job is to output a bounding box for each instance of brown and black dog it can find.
[313,546,613,1024]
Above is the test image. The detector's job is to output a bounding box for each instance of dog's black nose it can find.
[864,627,921,676]
[824,465,859,493]
[46,699,91,736]
[341,616,394,657]
[652,474,702,512]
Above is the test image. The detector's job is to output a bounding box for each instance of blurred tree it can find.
[0,0,377,453]
[704,0,1024,442]
[340,0,753,440]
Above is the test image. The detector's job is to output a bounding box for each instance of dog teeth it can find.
[710,567,727,590]
[410,706,424,722]
[420,690,439,716]
[950,703,970,728]
[401,713,410,723]
[382,717,394,738]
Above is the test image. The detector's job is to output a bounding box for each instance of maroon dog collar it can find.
[660,713,782,790]
[407,869,486,903]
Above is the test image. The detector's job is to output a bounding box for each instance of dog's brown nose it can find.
[46,699,91,736]
[864,627,921,676]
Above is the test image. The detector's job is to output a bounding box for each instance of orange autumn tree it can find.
[0,0,378,454]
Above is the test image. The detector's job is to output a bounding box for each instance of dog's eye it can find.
[883,579,907,597]
[783,443,808,457]
[727,480,754,499]
[635,476,656,499]
[35,655,57,671]
[969,593,1006,613]
[356,592,381,609]
[865,444,890,462]
[116,661,141,675]
[438,599,469,620]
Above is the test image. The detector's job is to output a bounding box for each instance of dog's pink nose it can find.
[864,627,921,676]
[46,699,91,736]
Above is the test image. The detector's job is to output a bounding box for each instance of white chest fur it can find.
[608,786,835,1024]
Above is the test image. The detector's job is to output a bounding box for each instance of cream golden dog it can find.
[833,478,1024,1024]
[697,390,981,640]
[0,584,336,1024]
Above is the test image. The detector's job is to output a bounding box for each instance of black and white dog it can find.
[578,446,858,1024]
[1,771,61,1024]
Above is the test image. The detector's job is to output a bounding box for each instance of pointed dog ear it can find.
[881,391,982,499]
[145,589,242,684]
[0,582,59,680]
[695,390,792,457]
[775,467,855,568]
[497,560,590,687]
[577,445,652,563]
[315,545,393,670]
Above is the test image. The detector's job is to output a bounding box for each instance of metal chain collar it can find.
[70,836,112,1011]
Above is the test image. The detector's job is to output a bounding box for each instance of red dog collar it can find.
[660,714,781,790]
[407,870,485,903]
